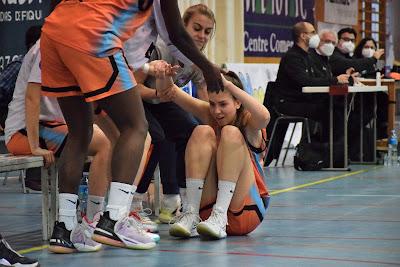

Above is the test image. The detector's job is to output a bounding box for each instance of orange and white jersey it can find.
[124,0,193,69]
[42,0,153,57]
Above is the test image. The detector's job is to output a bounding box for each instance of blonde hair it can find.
[182,4,216,39]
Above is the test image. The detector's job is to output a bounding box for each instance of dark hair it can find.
[223,71,244,91]
[337,27,357,40]
[222,71,250,132]
[353,37,377,58]
[25,25,42,50]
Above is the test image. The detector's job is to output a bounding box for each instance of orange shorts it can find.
[200,184,270,236]
[40,33,136,102]
[6,122,68,157]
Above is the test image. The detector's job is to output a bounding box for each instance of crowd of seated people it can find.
[267,22,386,166]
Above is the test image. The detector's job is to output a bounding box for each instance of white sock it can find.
[162,194,181,211]
[186,178,204,213]
[215,180,236,218]
[179,187,187,212]
[59,193,78,231]
[86,195,105,221]
[106,182,132,221]
[130,192,145,212]
[127,185,138,211]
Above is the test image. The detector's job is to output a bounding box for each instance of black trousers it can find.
[137,139,179,194]
[276,96,332,141]
[136,101,197,193]
[275,95,347,167]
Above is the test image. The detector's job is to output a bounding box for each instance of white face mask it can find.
[319,43,335,56]
[339,41,355,54]
[362,48,375,58]
[308,34,320,49]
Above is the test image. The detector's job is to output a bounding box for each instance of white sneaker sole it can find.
[169,224,191,238]
[74,243,102,252]
[197,223,227,239]
[0,259,39,267]
[116,234,156,250]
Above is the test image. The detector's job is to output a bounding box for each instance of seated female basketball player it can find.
[156,70,271,239]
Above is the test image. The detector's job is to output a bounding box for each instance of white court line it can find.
[326,194,400,197]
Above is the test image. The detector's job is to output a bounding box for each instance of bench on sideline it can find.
[0,154,57,240]
[0,154,161,240]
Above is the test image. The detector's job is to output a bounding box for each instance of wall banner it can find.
[225,63,279,103]
[324,0,358,26]
[244,0,314,59]
[0,0,51,72]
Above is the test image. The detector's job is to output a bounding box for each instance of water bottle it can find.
[376,71,381,86]
[78,172,89,217]
[388,130,398,166]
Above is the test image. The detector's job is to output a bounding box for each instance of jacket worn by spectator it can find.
[309,49,335,81]
[329,48,377,76]
[275,44,338,103]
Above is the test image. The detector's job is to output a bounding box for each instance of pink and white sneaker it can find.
[93,211,156,250]
[71,214,102,252]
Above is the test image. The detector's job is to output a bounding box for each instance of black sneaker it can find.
[92,211,123,247]
[48,222,76,254]
[0,238,39,266]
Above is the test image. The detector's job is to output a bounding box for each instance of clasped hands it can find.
[148,60,179,102]
[336,67,361,85]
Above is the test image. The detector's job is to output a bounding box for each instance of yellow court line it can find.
[18,245,48,254]
[17,166,381,254]
[270,166,382,196]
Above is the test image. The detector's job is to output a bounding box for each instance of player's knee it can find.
[190,125,216,145]
[220,125,245,145]
[97,132,112,155]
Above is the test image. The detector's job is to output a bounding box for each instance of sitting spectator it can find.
[310,29,351,85]
[274,22,349,142]
[353,37,380,78]
[329,27,384,76]
[352,37,388,143]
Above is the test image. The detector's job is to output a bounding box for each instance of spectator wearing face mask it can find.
[310,29,350,84]
[329,28,384,76]
[351,37,388,143]
[353,37,380,78]
[274,22,349,143]
[310,29,376,160]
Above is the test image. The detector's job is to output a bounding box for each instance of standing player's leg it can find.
[92,88,156,249]
[42,35,154,250]
[49,95,99,253]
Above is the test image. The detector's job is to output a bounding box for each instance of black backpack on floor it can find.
[294,141,345,171]
[294,142,327,171]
